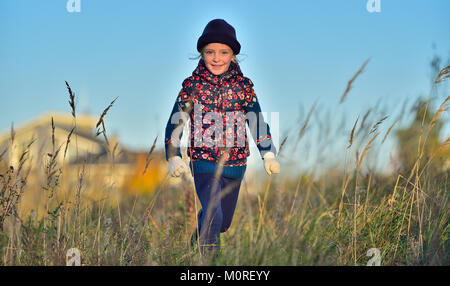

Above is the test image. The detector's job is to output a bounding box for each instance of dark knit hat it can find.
[197,19,241,55]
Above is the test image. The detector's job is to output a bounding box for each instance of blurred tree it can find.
[395,98,445,173]
[395,48,449,174]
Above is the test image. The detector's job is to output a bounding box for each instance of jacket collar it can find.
[193,58,243,85]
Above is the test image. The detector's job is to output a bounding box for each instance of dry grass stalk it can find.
[388,174,402,208]
[357,109,372,137]
[65,81,76,118]
[95,97,118,148]
[337,174,351,230]
[51,117,55,152]
[292,101,317,154]
[10,123,15,146]
[428,96,449,132]
[298,102,316,142]
[100,120,110,147]
[74,160,86,245]
[142,135,158,175]
[17,137,35,174]
[286,174,302,225]
[0,136,34,229]
[351,126,379,264]
[96,97,118,129]
[146,208,161,233]
[434,65,450,84]
[357,132,379,173]
[348,116,359,149]
[420,98,432,128]
[63,126,75,161]
[369,115,388,135]
[45,147,62,197]
[393,178,416,260]
[363,173,372,222]
[111,142,119,166]
[45,117,63,198]
[64,81,79,163]
[340,58,371,104]
[256,174,273,236]
[396,98,409,124]
[297,176,314,229]
[382,117,400,144]
[0,135,33,264]
[183,183,196,228]
[277,135,288,157]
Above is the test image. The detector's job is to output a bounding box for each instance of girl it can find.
[164,19,280,257]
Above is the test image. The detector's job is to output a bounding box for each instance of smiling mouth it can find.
[212,64,223,69]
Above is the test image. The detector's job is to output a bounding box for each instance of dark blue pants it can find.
[192,173,242,255]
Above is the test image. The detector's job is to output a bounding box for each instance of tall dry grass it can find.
[0,64,448,266]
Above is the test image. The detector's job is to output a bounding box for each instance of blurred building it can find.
[0,112,108,167]
[0,112,166,190]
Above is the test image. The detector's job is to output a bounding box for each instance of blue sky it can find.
[1,0,449,172]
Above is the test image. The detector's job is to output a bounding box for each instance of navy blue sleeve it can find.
[243,81,277,159]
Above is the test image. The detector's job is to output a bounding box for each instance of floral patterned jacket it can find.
[164,58,277,167]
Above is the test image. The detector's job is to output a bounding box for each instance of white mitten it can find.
[168,156,189,177]
[263,152,280,175]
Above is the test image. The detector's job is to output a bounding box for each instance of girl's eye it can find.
[205,51,229,55]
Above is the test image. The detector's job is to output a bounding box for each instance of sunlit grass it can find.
[0,66,448,266]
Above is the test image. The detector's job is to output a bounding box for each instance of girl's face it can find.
[202,43,236,76]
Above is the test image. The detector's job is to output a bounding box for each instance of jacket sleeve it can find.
[164,80,193,161]
[242,79,277,159]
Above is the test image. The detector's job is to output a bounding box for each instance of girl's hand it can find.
[263,152,280,175]
[168,156,189,177]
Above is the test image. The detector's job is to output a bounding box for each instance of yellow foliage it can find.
[124,153,166,194]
